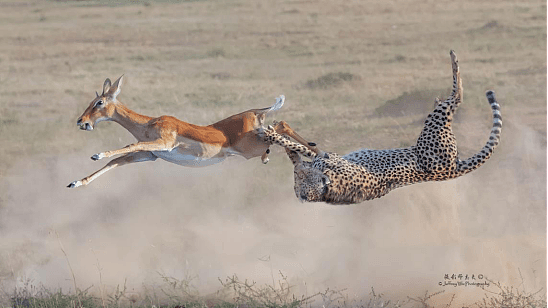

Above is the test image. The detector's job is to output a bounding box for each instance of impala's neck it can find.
[111,102,153,135]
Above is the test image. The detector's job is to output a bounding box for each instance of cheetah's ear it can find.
[323,170,335,183]
[319,151,329,159]
[321,174,331,186]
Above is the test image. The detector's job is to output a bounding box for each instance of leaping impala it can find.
[67,75,320,188]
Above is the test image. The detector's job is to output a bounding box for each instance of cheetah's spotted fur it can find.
[262,51,502,204]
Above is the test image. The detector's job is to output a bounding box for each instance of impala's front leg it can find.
[91,137,176,160]
[68,152,157,188]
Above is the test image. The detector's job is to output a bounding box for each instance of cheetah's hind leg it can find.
[414,50,462,174]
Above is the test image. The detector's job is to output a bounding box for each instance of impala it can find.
[67,75,319,188]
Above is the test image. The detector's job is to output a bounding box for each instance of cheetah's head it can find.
[292,159,331,202]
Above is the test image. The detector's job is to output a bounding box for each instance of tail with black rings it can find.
[453,90,502,176]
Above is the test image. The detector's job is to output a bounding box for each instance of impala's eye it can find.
[94,100,103,108]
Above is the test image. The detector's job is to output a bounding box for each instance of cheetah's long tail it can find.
[453,90,502,176]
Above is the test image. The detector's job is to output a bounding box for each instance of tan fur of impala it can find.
[68,75,319,188]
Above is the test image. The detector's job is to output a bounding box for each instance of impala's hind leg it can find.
[255,119,318,163]
[67,151,157,188]
[271,120,320,155]
[260,125,319,158]
[261,148,271,164]
[415,50,461,175]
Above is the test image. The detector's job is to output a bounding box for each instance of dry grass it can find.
[5,274,547,307]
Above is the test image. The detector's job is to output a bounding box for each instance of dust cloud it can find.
[0,121,545,306]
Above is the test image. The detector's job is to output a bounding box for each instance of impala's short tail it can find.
[266,95,285,113]
[453,90,502,176]
[256,95,285,115]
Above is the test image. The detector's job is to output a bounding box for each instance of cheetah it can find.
[261,50,502,204]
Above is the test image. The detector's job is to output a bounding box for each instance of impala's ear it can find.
[102,78,112,96]
[108,75,124,99]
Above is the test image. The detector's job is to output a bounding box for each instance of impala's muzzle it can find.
[77,118,93,131]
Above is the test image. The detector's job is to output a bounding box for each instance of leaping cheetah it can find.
[261,50,502,204]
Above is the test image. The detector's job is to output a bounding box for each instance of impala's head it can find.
[77,75,124,131]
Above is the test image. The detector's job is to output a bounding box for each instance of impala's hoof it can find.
[67,181,82,188]
[91,153,104,161]
[308,142,317,147]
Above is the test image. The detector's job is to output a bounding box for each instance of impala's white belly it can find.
[153,150,227,167]
[152,140,230,167]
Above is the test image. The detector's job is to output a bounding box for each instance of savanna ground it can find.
[0,0,546,307]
